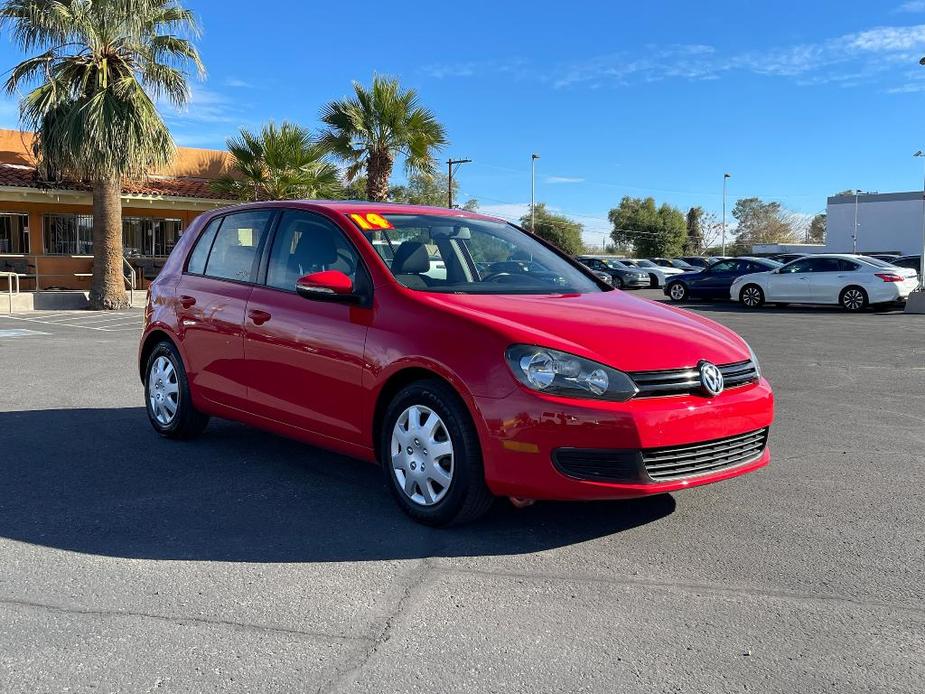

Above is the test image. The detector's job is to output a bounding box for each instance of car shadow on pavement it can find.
[652,298,908,315]
[0,407,675,562]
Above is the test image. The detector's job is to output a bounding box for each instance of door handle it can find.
[179,295,196,308]
[248,309,271,325]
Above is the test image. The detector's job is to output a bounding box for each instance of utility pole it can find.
[531,153,540,230]
[446,158,471,209]
[853,189,861,253]
[722,173,731,255]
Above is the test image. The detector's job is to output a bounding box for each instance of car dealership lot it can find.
[0,295,923,692]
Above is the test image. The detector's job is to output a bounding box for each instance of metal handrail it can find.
[1,271,20,315]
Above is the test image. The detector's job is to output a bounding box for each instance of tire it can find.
[739,284,765,309]
[667,282,687,302]
[614,276,625,289]
[649,273,659,288]
[144,340,209,439]
[380,379,494,526]
[840,286,868,312]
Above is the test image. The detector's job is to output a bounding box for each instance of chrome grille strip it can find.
[630,359,758,397]
[642,428,769,481]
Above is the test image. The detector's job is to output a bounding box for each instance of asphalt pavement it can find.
[0,292,922,692]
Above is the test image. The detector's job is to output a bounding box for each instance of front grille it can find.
[630,359,758,397]
[642,428,768,481]
[552,449,645,483]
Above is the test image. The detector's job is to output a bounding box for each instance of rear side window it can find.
[837,259,859,271]
[186,218,221,274]
[265,211,360,291]
[204,210,273,282]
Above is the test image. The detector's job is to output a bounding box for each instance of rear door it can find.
[243,210,372,442]
[767,258,816,301]
[175,209,274,410]
[810,258,855,303]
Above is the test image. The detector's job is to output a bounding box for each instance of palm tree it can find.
[320,75,448,202]
[211,122,343,201]
[1,0,204,309]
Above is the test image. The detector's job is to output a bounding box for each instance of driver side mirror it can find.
[295,270,360,304]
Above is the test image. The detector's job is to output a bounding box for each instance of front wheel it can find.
[840,286,868,312]
[380,380,494,526]
[739,284,765,309]
[667,282,687,302]
[145,341,209,439]
[614,276,625,289]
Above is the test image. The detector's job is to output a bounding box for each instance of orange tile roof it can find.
[0,162,235,201]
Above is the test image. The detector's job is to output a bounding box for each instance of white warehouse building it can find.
[826,191,925,255]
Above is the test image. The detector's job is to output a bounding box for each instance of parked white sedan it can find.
[730,254,918,311]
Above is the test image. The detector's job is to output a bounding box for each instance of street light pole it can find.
[722,173,730,255]
[446,158,471,209]
[853,189,860,254]
[531,153,540,230]
[915,151,925,288]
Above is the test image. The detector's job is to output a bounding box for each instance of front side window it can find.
[780,258,815,274]
[357,214,600,294]
[710,260,738,273]
[203,210,272,282]
[266,211,360,291]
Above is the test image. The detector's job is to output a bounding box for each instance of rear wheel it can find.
[380,380,494,526]
[614,276,625,289]
[840,286,868,312]
[667,282,687,302]
[145,341,209,439]
[739,284,765,309]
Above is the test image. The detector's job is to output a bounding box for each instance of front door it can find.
[244,210,371,443]
[176,210,274,410]
[767,257,815,301]
[693,259,737,298]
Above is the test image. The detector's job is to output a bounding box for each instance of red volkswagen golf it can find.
[140,201,773,525]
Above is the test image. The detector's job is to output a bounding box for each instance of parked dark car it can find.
[576,256,649,289]
[664,256,782,302]
[648,257,696,270]
[891,255,922,278]
[677,256,711,268]
[867,253,900,263]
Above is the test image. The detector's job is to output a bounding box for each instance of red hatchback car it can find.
[140,201,774,525]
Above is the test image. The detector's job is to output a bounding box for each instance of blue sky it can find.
[3,1,925,243]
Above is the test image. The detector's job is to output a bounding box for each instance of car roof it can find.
[209,199,508,224]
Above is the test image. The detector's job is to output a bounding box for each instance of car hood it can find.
[417,290,750,372]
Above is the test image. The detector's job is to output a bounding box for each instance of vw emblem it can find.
[699,361,724,397]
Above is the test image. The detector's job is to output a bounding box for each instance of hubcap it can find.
[844,290,863,310]
[743,288,760,306]
[670,284,684,300]
[148,355,179,426]
[390,405,454,506]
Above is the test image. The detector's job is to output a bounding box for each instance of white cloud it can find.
[223,78,253,88]
[896,1,925,12]
[546,176,585,184]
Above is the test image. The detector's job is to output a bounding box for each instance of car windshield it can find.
[357,214,601,294]
[857,256,896,268]
[671,260,694,269]
[603,259,629,269]
[635,259,657,268]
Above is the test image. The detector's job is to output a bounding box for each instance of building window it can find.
[43,214,94,255]
[0,213,29,254]
[122,217,183,257]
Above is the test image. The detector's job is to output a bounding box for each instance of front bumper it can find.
[474,378,774,500]
[622,276,650,288]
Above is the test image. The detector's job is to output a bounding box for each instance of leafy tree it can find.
[519,203,584,255]
[807,213,826,243]
[731,197,797,251]
[320,76,448,201]
[685,206,703,253]
[389,171,476,209]
[1,0,204,309]
[211,122,342,201]
[608,196,687,257]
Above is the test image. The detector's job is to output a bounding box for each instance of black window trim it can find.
[181,208,278,287]
[255,207,374,307]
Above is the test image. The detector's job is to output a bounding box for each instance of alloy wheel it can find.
[390,405,454,506]
[148,355,179,425]
[842,288,865,311]
[741,286,762,307]
[669,283,686,301]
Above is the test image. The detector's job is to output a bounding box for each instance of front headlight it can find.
[505,345,638,401]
